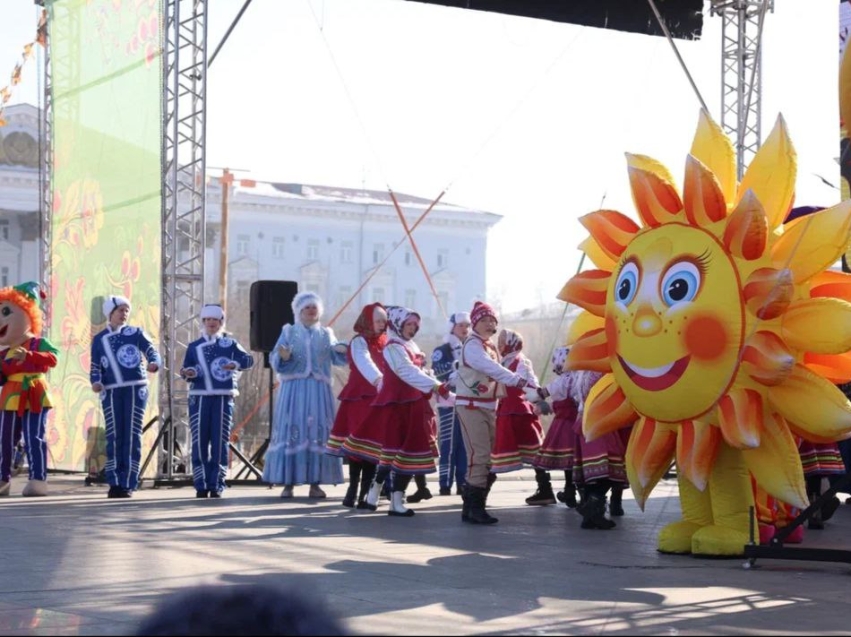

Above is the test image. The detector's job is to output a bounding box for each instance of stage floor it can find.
[2,471,851,635]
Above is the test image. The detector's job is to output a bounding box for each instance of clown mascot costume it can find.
[180,304,254,498]
[90,295,161,498]
[0,282,57,497]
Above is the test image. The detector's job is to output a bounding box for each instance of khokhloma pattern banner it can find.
[48,0,162,472]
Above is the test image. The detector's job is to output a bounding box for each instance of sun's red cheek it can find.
[682,313,728,361]
[605,313,619,358]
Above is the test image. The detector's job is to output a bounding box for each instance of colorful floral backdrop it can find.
[48,0,162,472]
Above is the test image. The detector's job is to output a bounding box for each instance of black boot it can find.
[579,493,615,530]
[609,485,625,517]
[460,484,470,522]
[526,469,556,505]
[342,461,361,508]
[464,485,498,525]
[356,463,377,510]
[407,474,433,503]
[806,476,825,530]
[557,470,578,508]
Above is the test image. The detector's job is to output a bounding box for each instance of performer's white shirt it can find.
[350,335,383,386]
[383,334,438,394]
[500,352,540,389]
[463,335,521,386]
[544,373,572,402]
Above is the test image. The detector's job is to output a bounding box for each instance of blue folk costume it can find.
[262,292,347,487]
[430,312,470,494]
[90,296,161,496]
[181,304,254,497]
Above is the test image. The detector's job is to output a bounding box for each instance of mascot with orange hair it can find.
[0,282,58,497]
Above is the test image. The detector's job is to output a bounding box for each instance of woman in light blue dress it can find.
[262,292,348,497]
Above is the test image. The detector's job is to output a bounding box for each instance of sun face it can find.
[560,110,851,510]
[608,224,744,422]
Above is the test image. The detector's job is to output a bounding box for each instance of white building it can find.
[207,178,501,335]
[0,104,502,336]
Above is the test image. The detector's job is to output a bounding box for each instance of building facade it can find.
[0,104,501,338]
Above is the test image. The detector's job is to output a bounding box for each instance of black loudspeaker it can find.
[249,280,298,352]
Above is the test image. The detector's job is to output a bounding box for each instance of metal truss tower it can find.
[710,0,774,180]
[159,0,208,480]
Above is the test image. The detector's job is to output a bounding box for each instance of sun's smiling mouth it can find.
[0,325,7,339]
[618,354,691,392]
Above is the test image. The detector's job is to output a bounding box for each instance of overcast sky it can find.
[0,0,841,312]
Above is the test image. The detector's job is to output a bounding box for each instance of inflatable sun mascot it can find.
[0,281,58,497]
[561,110,851,556]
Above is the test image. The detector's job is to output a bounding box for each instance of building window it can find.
[236,234,250,256]
[405,288,416,309]
[404,250,412,266]
[337,285,352,309]
[437,249,449,269]
[307,239,320,261]
[0,220,8,241]
[0,266,8,287]
[340,241,353,263]
[372,243,385,265]
[372,287,385,303]
[272,237,285,258]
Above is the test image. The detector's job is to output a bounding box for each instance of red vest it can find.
[338,336,384,401]
[497,357,534,416]
[373,342,427,406]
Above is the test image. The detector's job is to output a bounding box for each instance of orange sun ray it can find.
[566,328,612,373]
[626,416,677,510]
[683,155,728,227]
[579,210,641,261]
[741,330,795,387]
[582,374,637,441]
[803,352,851,385]
[742,267,794,320]
[557,270,610,317]
[722,190,769,261]
[809,270,851,303]
[716,387,763,449]
[626,154,683,228]
[676,420,721,492]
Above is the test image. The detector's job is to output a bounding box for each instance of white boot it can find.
[365,480,382,510]
[0,480,10,497]
[22,479,48,497]
[388,491,415,517]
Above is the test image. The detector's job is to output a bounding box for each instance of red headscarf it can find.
[353,302,387,346]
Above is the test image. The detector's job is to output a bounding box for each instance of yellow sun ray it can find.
[769,364,851,442]
[566,311,605,346]
[689,109,737,206]
[771,200,851,284]
[737,114,796,230]
[741,412,808,509]
[782,298,851,354]
[578,236,617,270]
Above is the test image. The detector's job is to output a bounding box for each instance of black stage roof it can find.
[405,0,705,40]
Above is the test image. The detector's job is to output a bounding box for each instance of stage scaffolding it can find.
[158,0,208,482]
[710,0,775,180]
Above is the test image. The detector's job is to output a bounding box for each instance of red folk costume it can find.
[326,303,387,457]
[491,329,543,473]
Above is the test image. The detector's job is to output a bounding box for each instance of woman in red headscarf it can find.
[326,303,388,508]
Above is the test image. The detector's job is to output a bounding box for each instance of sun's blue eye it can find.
[614,262,639,306]
[661,261,701,307]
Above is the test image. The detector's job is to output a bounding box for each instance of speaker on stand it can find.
[235,280,298,479]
